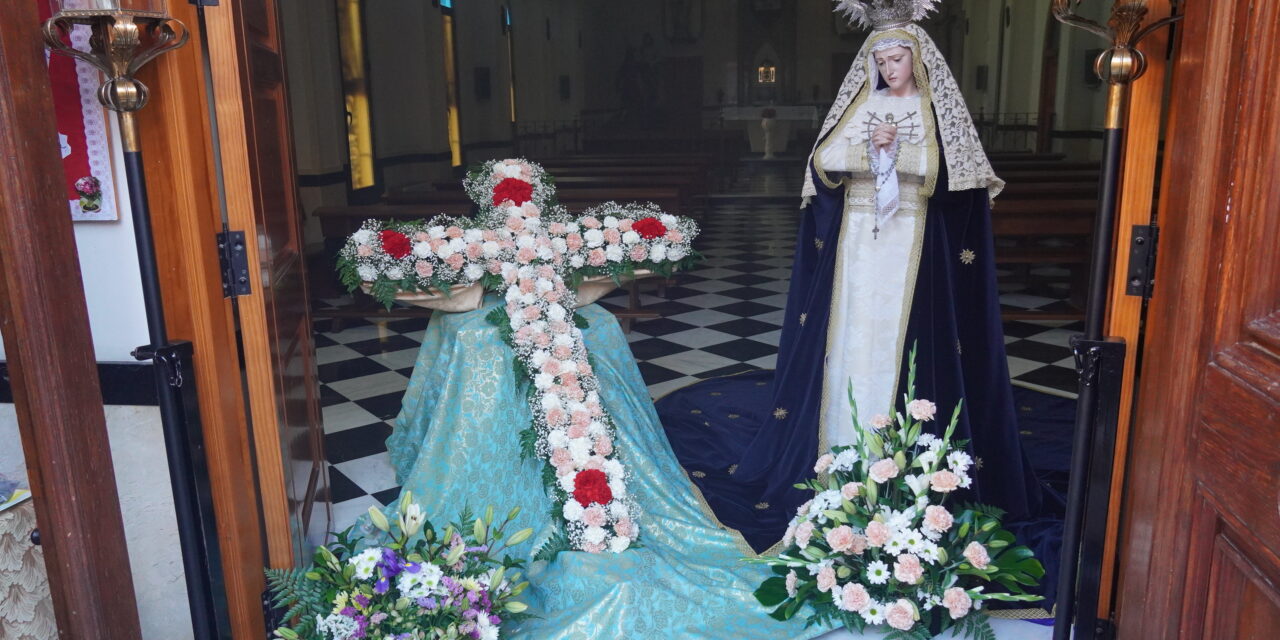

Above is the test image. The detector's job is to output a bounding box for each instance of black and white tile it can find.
[314,170,1081,528]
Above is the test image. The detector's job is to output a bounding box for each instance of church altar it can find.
[720,105,820,154]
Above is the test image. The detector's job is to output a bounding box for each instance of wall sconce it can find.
[757,60,777,84]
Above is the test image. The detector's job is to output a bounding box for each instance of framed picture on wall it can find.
[40,2,119,222]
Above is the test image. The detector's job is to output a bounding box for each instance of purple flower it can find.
[353,594,371,608]
[417,596,439,610]
[341,606,358,617]
[489,614,502,626]
[377,548,404,579]
[374,577,391,594]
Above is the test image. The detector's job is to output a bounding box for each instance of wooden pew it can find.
[990,197,1096,321]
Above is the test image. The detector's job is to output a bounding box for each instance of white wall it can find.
[0,404,192,639]
[0,115,149,363]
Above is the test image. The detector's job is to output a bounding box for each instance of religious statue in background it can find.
[658,0,1055,571]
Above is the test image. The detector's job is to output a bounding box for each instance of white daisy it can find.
[860,600,887,625]
[866,561,890,585]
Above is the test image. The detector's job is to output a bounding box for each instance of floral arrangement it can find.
[336,160,693,554]
[336,162,699,311]
[267,492,535,640]
[75,175,102,212]
[750,349,1044,639]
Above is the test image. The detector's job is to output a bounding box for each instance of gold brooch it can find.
[959,249,976,265]
[814,238,825,250]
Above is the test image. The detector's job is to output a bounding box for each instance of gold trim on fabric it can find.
[985,607,1054,620]
[814,84,870,189]
[886,184,930,414]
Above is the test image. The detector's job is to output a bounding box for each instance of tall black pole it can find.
[119,114,225,640]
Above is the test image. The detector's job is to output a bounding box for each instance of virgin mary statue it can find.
[658,0,1048,554]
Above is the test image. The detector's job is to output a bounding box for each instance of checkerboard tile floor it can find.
[314,198,1083,527]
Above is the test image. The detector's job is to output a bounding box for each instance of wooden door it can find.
[205,0,330,568]
[1114,0,1280,637]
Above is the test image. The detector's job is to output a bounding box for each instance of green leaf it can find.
[754,577,789,607]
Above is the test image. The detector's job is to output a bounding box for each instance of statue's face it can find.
[874,45,915,95]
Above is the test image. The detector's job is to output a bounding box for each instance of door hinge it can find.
[1124,223,1158,299]
[217,230,251,298]
[188,0,220,6]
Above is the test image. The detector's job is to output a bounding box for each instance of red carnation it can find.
[633,217,668,240]
[493,177,534,207]
[379,229,412,259]
[572,469,613,507]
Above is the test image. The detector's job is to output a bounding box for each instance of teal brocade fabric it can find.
[380,298,835,639]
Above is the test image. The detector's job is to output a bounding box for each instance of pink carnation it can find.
[907,398,937,421]
[516,247,537,264]
[533,332,553,348]
[446,226,464,239]
[582,505,607,527]
[865,521,891,547]
[549,222,567,235]
[487,260,503,274]
[583,455,606,471]
[795,521,815,549]
[841,583,870,613]
[571,411,591,429]
[870,414,892,430]
[816,566,837,593]
[545,408,567,426]
[665,230,684,243]
[519,279,535,294]
[566,233,584,250]
[414,231,430,242]
[567,423,589,439]
[826,525,858,554]
[869,458,900,483]
[841,482,863,500]
[942,587,973,619]
[445,253,466,271]
[894,553,924,584]
[629,244,649,261]
[848,533,868,555]
[522,306,541,321]
[415,261,434,278]
[588,248,607,266]
[466,243,483,259]
[594,435,613,457]
[582,216,602,229]
[356,244,373,257]
[923,505,954,533]
[617,219,633,232]
[814,453,835,473]
[931,470,961,493]
[537,265,556,279]
[559,372,579,387]
[963,542,990,569]
[603,228,621,244]
[550,447,572,468]
[615,517,636,538]
[553,345,573,360]
[582,542,606,553]
[885,599,916,631]
[785,570,798,598]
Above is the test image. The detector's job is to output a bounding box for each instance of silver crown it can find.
[834,0,940,30]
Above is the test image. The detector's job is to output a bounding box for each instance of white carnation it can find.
[568,437,592,464]
[464,264,484,280]
[540,394,562,411]
[464,228,483,242]
[447,238,465,252]
[570,255,585,268]
[609,501,629,518]
[622,230,641,244]
[553,333,574,347]
[605,245,624,262]
[603,216,619,228]
[668,247,687,261]
[548,305,567,322]
[352,229,374,245]
[660,214,677,226]
[609,536,631,553]
[536,278,554,293]
[552,238,568,254]
[521,292,537,305]
[428,226,446,239]
[583,526,607,545]
[516,235,535,250]
[558,473,576,493]
[588,420,607,436]
[649,244,668,262]
[357,265,378,282]
[563,500,584,522]
[608,479,627,499]
[385,266,405,280]
[436,243,456,259]
[482,241,501,258]
[413,241,432,258]
[584,229,604,247]
[548,429,570,448]
[534,373,554,390]
[603,459,624,477]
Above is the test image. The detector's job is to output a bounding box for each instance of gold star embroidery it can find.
[773,407,789,420]
[691,409,702,415]
[692,470,707,478]
[710,391,723,396]
[728,413,741,419]
[814,238,825,250]
[959,249,976,265]
[799,313,807,326]
[975,457,985,470]
[728,464,739,475]
[755,502,770,510]
[756,381,768,387]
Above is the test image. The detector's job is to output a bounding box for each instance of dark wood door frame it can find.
[0,2,143,636]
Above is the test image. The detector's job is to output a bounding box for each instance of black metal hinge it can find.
[217,230,251,298]
[1124,223,1159,299]
[188,0,220,6]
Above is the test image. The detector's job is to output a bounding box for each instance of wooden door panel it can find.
[208,0,330,566]
[1116,0,1280,636]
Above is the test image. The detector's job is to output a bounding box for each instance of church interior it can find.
[18,0,1280,638]
[293,0,1109,545]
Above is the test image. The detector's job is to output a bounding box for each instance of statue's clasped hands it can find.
[871,123,898,153]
